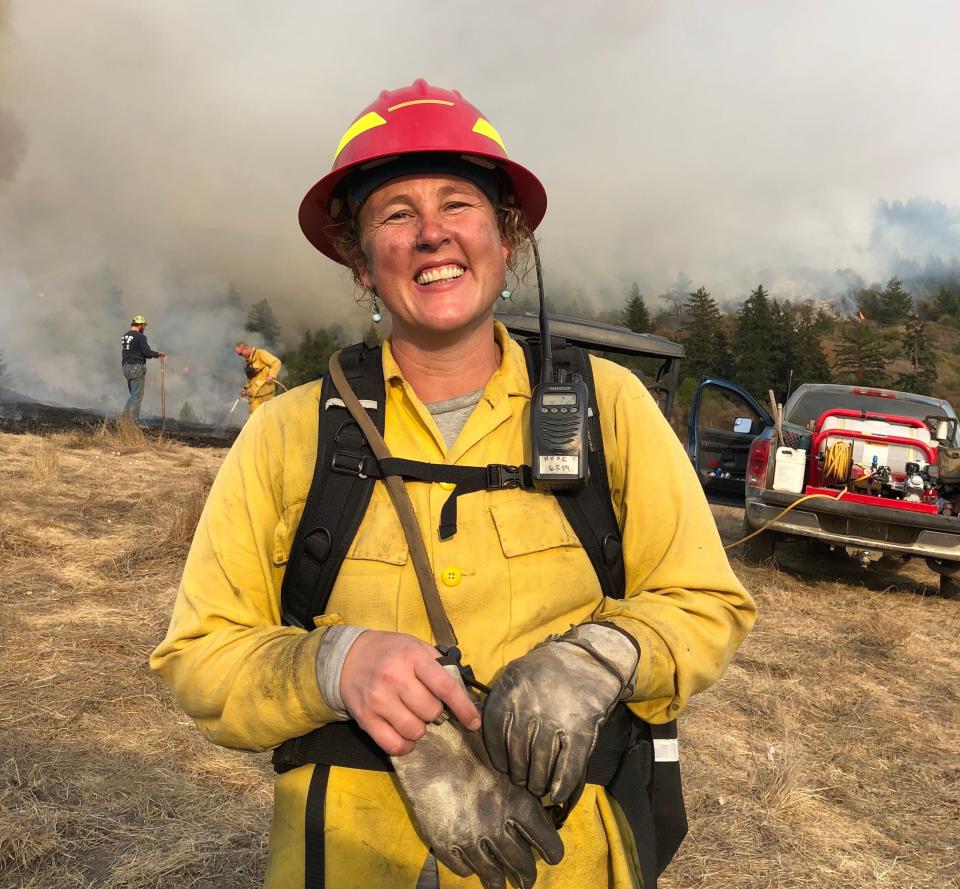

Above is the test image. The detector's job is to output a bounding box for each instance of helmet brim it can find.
[299,149,547,266]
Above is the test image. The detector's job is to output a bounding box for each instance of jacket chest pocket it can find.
[489,495,600,631]
[326,499,410,627]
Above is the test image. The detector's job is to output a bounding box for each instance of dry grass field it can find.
[1,426,958,889]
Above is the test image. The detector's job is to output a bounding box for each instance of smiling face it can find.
[356,174,509,341]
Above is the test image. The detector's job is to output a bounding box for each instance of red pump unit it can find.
[806,407,940,514]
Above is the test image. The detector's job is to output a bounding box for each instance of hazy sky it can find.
[2,1,959,409]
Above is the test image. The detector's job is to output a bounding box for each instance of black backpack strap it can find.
[279,343,385,628]
[517,336,626,600]
[518,335,685,887]
[649,721,687,875]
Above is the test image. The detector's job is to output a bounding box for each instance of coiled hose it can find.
[822,440,853,485]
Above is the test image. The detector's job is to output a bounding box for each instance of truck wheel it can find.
[737,512,776,564]
[925,559,960,599]
[939,574,960,600]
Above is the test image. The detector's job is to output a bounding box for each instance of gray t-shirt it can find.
[426,387,484,447]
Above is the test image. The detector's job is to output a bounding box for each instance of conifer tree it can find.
[178,401,197,422]
[245,298,281,346]
[282,327,344,387]
[679,287,731,380]
[878,277,913,326]
[791,303,831,387]
[832,322,890,385]
[709,325,733,381]
[621,282,651,333]
[896,313,938,395]
[934,286,960,320]
[731,285,778,398]
[813,306,835,335]
[768,299,798,399]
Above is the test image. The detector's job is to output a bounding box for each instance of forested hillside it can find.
[595,276,960,410]
[238,277,960,412]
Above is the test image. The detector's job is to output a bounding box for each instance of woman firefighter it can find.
[151,80,756,889]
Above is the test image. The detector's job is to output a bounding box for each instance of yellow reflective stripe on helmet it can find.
[387,99,455,112]
[333,112,388,162]
[471,117,505,151]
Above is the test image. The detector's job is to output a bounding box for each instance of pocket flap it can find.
[347,499,409,565]
[490,496,580,558]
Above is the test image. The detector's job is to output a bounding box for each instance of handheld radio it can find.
[529,239,590,491]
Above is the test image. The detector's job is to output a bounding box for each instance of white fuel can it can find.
[772,447,807,494]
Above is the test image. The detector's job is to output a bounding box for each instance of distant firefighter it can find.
[235,341,282,414]
[121,315,165,421]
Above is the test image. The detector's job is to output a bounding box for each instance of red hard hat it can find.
[299,79,547,265]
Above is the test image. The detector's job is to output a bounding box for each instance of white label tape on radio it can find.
[538,456,580,475]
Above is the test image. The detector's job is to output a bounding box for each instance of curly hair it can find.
[324,199,535,308]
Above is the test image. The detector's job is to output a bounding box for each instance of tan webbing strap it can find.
[328,352,459,651]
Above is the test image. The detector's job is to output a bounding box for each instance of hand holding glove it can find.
[391,666,563,889]
[482,622,639,806]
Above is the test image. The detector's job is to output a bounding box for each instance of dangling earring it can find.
[500,289,511,300]
[371,295,383,323]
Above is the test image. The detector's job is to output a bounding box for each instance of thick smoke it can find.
[0,2,358,416]
[0,2,25,185]
[872,199,960,287]
[0,107,26,184]
[2,1,960,415]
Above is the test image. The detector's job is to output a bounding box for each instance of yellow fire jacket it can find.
[151,322,755,889]
[244,347,282,411]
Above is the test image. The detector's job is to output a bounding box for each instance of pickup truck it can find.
[687,379,960,598]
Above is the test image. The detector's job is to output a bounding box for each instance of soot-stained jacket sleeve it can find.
[590,362,756,723]
[149,402,337,751]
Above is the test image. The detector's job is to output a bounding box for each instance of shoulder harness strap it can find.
[518,336,685,887]
[279,342,384,628]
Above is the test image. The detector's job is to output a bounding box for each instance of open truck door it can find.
[687,377,773,506]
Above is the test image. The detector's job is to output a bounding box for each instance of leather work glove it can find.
[391,668,564,889]
[482,622,640,807]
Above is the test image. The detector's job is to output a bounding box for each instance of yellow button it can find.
[439,481,456,491]
[440,566,462,587]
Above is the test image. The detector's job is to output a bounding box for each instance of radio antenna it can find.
[531,236,552,384]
